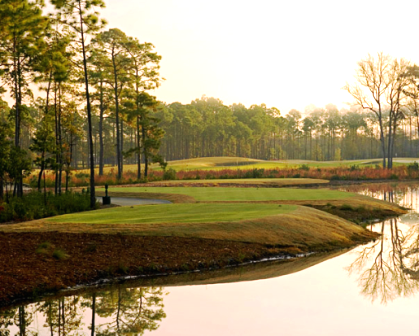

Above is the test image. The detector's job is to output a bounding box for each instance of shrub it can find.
[74,172,89,179]
[0,191,94,223]
[52,249,68,260]
[244,168,264,178]
[299,164,310,171]
[36,242,52,255]
[408,162,419,171]
[163,168,177,180]
[340,204,354,211]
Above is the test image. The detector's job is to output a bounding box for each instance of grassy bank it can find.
[0,204,378,249]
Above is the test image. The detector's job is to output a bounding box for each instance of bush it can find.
[163,168,177,180]
[340,204,354,211]
[74,172,89,179]
[52,249,68,260]
[408,162,419,171]
[244,168,265,178]
[0,191,94,223]
[299,164,310,171]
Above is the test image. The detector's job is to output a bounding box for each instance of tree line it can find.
[0,0,164,207]
[158,53,419,165]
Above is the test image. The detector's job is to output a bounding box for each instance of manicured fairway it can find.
[148,178,329,186]
[108,186,355,202]
[45,203,297,224]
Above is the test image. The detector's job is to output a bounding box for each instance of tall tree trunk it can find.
[79,1,96,208]
[142,122,148,177]
[99,80,104,176]
[137,115,141,179]
[112,52,122,180]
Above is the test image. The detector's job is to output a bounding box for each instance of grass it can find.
[56,157,419,175]
[156,157,419,171]
[52,249,68,260]
[106,186,355,202]
[0,205,377,249]
[44,203,297,224]
[147,178,329,186]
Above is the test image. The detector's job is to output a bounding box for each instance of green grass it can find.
[45,204,297,224]
[35,156,419,175]
[149,178,329,185]
[108,186,355,202]
[155,157,419,171]
[3,205,378,249]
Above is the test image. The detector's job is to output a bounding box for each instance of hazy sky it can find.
[4,0,418,115]
[100,0,419,114]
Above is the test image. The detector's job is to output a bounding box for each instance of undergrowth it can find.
[0,191,96,223]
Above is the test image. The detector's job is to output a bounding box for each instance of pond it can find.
[3,182,419,335]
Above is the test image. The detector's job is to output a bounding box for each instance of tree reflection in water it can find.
[0,286,167,336]
[348,187,419,304]
[348,218,418,303]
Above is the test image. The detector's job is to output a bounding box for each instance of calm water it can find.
[3,182,419,335]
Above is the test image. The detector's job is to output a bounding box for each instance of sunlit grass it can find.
[147,178,329,186]
[45,203,297,224]
[108,186,355,202]
[1,205,377,249]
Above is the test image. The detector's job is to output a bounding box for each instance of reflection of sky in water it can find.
[5,183,419,335]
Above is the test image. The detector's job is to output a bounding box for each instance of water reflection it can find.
[343,182,419,303]
[0,286,167,336]
[339,182,419,210]
[348,219,418,303]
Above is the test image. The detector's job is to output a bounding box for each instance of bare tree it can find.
[344,53,410,168]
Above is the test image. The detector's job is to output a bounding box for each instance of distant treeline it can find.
[157,96,419,162]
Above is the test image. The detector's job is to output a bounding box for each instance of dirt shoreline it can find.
[0,230,378,309]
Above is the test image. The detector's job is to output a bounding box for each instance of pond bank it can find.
[0,230,377,309]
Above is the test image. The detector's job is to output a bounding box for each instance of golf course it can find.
[0,167,408,307]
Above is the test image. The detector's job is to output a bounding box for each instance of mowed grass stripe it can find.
[46,204,298,224]
[148,178,329,185]
[108,187,355,202]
